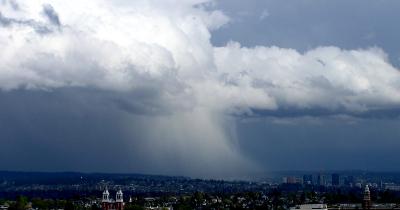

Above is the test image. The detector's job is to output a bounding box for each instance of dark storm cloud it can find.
[0,12,53,34]
[1,0,400,177]
[0,89,131,172]
[1,0,19,10]
[0,2,60,34]
[0,12,11,26]
[0,88,179,174]
[0,88,254,178]
[42,4,60,26]
[250,107,400,120]
[2,0,400,116]
[8,0,19,10]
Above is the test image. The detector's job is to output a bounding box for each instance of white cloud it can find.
[214,42,400,113]
[2,0,399,114]
[1,0,400,177]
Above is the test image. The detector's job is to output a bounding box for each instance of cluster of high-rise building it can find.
[283,173,356,187]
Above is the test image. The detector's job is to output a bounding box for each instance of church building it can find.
[102,188,124,210]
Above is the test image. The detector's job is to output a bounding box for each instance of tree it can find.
[32,198,49,210]
[64,201,75,210]
[91,204,101,210]
[9,196,28,210]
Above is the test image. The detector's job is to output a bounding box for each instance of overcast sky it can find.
[0,0,400,179]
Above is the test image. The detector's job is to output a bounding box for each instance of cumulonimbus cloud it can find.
[1,0,399,116]
[1,0,400,177]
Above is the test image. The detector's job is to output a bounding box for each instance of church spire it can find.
[362,185,371,209]
[116,188,123,203]
[102,187,110,203]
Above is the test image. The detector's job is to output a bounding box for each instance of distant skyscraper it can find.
[344,175,355,187]
[303,174,313,185]
[283,176,300,184]
[332,173,340,186]
[282,177,288,183]
[317,174,326,186]
[287,176,297,184]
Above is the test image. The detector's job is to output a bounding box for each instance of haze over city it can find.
[1,0,400,179]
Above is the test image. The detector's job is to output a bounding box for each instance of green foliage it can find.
[193,191,205,203]
[8,196,28,210]
[31,198,49,210]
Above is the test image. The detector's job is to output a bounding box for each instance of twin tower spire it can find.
[102,187,124,203]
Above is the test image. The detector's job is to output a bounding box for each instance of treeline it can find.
[0,196,97,210]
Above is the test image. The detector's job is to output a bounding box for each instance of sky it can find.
[0,0,400,179]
